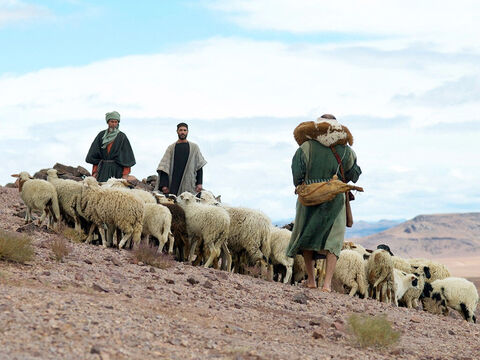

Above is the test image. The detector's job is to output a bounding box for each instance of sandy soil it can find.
[1,186,479,360]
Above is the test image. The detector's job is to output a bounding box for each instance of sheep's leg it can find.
[85,224,97,244]
[98,226,108,248]
[203,242,218,268]
[38,209,48,226]
[220,242,232,272]
[118,233,133,249]
[167,233,175,255]
[188,237,198,263]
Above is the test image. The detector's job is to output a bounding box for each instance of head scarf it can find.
[102,111,121,149]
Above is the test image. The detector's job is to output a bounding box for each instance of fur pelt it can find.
[294,118,353,147]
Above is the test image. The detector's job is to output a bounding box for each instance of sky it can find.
[1,0,479,223]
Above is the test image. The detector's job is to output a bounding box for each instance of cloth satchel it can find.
[295,143,363,209]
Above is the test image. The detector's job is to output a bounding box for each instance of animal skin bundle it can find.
[295,175,364,207]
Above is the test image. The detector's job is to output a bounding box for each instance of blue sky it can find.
[1,0,480,222]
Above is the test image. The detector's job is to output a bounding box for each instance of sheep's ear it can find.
[215,195,221,203]
[363,254,370,260]
[365,249,373,253]
[424,266,431,279]
[11,174,19,178]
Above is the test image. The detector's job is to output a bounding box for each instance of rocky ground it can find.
[1,186,479,360]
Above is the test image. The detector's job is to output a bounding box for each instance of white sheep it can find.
[46,168,84,233]
[366,249,394,302]
[393,269,419,306]
[80,176,143,248]
[11,171,60,229]
[142,203,173,254]
[333,249,368,297]
[102,177,156,204]
[342,241,371,260]
[422,277,479,323]
[196,190,271,274]
[292,255,306,285]
[268,227,294,284]
[176,192,230,269]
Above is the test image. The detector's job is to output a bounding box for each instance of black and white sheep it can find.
[393,269,419,306]
[422,277,479,323]
[267,227,294,284]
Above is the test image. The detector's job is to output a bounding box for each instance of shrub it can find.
[50,237,71,262]
[347,313,400,348]
[60,225,86,243]
[0,229,35,263]
[132,243,175,269]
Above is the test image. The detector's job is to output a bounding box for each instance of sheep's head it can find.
[409,274,419,288]
[46,169,58,179]
[177,192,195,205]
[83,176,99,189]
[103,177,132,188]
[153,192,174,204]
[11,172,32,192]
[196,190,221,205]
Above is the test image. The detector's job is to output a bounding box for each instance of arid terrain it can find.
[1,186,479,360]
[355,213,480,259]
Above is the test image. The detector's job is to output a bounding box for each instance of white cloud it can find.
[1,36,479,221]
[206,0,480,51]
[0,0,50,26]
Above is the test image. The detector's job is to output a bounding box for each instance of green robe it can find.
[286,140,361,258]
[85,130,136,182]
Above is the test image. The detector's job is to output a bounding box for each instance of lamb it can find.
[11,171,60,229]
[102,178,156,204]
[392,269,419,306]
[176,192,230,269]
[142,203,173,254]
[400,265,429,309]
[46,168,84,233]
[196,190,271,274]
[333,249,368,297]
[80,176,143,248]
[408,258,450,282]
[153,193,189,261]
[268,227,294,284]
[366,249,394,302]
[422,277,479,323]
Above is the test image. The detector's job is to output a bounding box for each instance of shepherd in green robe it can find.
[286,114,361,291]
[85,111,136,182]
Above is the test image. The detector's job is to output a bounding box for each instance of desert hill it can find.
[1,186,480,359]
[354,213,480,259]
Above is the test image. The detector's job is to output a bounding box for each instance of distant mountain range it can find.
[273,218,405,238]
[354,213,480,259]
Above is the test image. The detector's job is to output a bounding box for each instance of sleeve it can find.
[291,147,307,186]
[344,147,362,183]
[196,167,203,185]
[158,170,169,188]
[116,134,136,167]
[85,131,103,165]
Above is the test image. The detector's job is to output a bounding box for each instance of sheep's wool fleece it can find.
[156,141,206,195]
[293,118,353,147]
[286,120,361,259]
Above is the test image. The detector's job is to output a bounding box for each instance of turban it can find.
[105,111,121,123]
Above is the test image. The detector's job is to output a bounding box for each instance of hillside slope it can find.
[1,186,479,359]
[355,213,480,258]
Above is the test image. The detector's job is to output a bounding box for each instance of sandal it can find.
[321,288,331,293]
[303,282,317,289]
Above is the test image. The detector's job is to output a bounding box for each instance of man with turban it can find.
[85,111,136,182]
[155,122,206,195]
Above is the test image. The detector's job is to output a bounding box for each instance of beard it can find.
[178,133,187,140]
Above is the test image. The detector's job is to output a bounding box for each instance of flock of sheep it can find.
[10,170,479,323]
